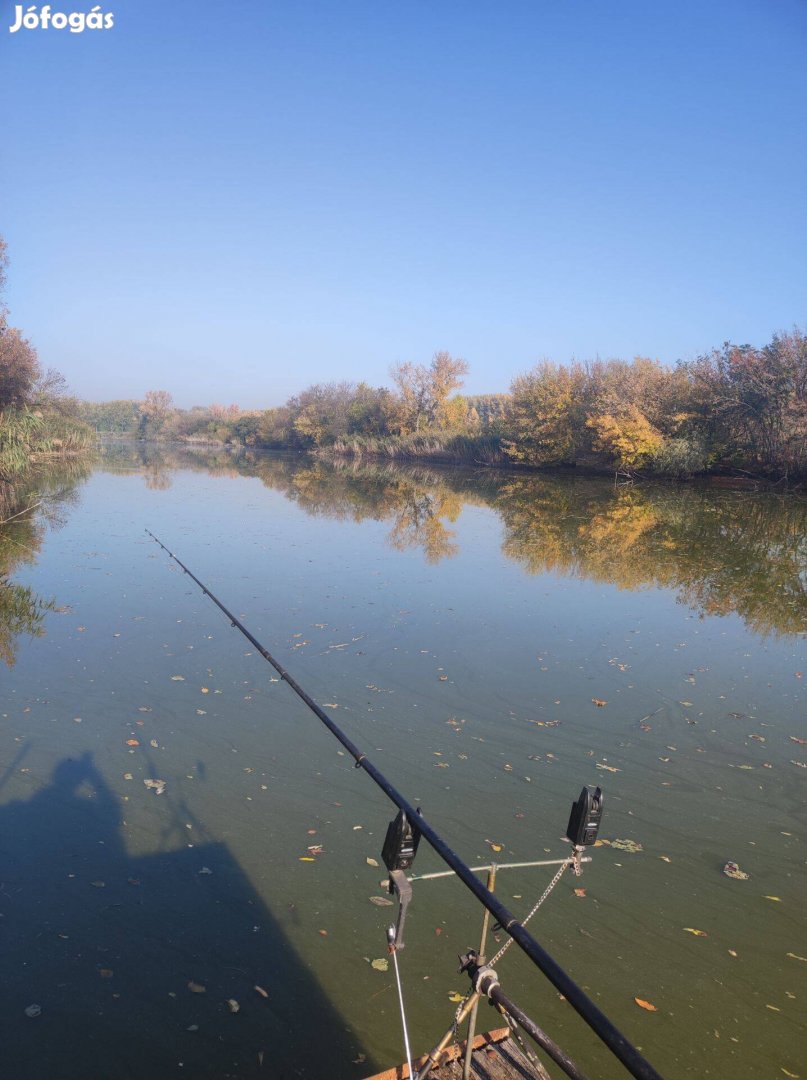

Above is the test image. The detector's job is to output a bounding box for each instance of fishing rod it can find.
[146,529,664,1080]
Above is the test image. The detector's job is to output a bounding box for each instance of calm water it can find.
[1,446,805,1080]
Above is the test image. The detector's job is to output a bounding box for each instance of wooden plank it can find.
[364,1028,545,1080]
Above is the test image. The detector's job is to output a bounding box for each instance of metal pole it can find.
[146,531,665,1080]
[463,864,496,1080]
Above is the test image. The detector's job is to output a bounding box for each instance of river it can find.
[1,445,805,1079]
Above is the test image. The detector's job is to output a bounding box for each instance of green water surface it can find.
[1,447,805,1079]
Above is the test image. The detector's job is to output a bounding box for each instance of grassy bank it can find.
[325,431,509,466]
[0,409,95,486]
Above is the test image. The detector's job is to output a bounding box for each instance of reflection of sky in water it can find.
[1,453,805,1079]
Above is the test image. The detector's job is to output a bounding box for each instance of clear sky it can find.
[1,0,805,409]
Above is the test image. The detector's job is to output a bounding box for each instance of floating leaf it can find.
[764,895,782,902]
[723,862,749,880]
[596,763,621,773]
[366,857,379,868]
[125,739,139,747]
[634,998,658,1012]
[254,985,269,998]
[370,958,389,972]
[170,675,185,681]
[728,949,738,957]
[610,838,642,853]
[299,857,315,862]
[786,952,807,962]
[187,981,206,994]
[90,880,106,888]
[448,991,465,1003]
[99,968,114,979]
[24,1004,42,1018]
[318,929,328,936]
[683,928,708,937]
[592,699,608,707]
[227,998,240,1013]
[369,896,393,907]
[658,856,671,863]
[574,888,586,897]
[485,840,504,853]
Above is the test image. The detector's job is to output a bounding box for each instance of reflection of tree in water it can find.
[254,457,807,636]
[0,752,368,1078]
[0,462,90,665]
[95,444,807,635]
[495,478,807,636]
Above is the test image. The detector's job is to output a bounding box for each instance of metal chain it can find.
[487,860,570,969]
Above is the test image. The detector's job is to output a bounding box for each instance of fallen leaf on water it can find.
[786,952,807,962]
[90,881,106,888]
[201,688,209,694]
[369,896,393,907]
[592,699,608,707]
[318,929,328,936]
[227,999,240,1013]
[728,949,738,957]
[658,856,672,863]
[435,927,443,935]
[448,991,464,1003]
[366,857,379,868]
[24,1004,41,1018]
[780,1069,799,1078]
[99,968,114,978]
[764,895,782,902]
[370,958,388,972]
[574,888,586,898]
[789,736,807,746]
[254,985,269,998]
[125,739,139,747]
[299,857,315,862]
[485,840,504,852]
[596,763,621,773]
[723,862,749,880]
[170,676,185,681]
[683,928,708,937]
[187,981,206,994]
[610,838,642,853]
[634,998,658,1012]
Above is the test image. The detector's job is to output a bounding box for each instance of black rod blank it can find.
[146,529,664,1080]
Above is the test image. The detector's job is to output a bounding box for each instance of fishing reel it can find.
[381,808,422,951]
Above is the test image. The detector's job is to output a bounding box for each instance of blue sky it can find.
[1,0,805,408]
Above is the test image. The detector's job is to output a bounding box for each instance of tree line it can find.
[0,238,93,485]
[82,333,807,480]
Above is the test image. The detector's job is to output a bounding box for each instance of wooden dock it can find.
[364,1027,548,1079]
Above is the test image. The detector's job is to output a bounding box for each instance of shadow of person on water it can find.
[0,752,372,1079]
